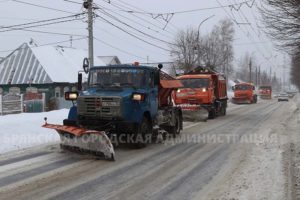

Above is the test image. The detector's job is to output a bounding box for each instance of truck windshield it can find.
[235,85,253,90]
[180,78,209,88]
[89,68,148,88]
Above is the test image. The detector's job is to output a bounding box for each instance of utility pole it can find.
[196,15,215,66]
[269,67,272,85]
[249,58,252,83]
[255,66,258,86]
[84,0,94,68]
[258,66,261,86]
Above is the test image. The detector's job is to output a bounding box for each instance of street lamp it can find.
[196,15,215,66]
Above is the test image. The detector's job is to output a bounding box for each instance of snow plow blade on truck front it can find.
[42,121,115,161]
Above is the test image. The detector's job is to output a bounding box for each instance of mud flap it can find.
[42,123,115,161]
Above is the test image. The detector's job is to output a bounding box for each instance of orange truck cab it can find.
[259,86,272,99]
[232,83,257,104]
[173,67,228,119]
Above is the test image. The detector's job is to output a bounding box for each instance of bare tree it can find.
[260,0,300,89]
[260,0,300,52]
[234,52,257,83]
[171,19,234,73]
[201,19,234,73]
[170,27,199,73]
[291,49,300,90]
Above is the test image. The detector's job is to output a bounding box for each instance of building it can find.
[0,42,121,111]
[97,56,121,65]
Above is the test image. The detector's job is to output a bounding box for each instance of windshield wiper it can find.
[120,83,137,90]
[90,83,105,88]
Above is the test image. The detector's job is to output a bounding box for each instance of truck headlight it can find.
[132,93,145,101]
[202,88,207,92]
[65,92,78,101]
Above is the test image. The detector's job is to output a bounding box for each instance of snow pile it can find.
[0,109,69,154]
[227,79,235,98]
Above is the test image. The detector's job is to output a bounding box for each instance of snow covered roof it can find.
[97,56,121,65]
[0,43,107,84]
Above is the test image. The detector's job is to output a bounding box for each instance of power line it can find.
[0,37,87,53]
[0,17,85,33]
[38,36,87,47]
[94,37,157,62]
[96,10,175,46]
[95,15,171,52]
[7,28,86,36]
[11,0,76,14]
[94,3,173,39]
[93,23,170,57]
[228,0,277,65]
[0,13,84,30]
[104,0,255,15]
[63,0,82,5]
[98,0,178,33]
[216,0,276,68]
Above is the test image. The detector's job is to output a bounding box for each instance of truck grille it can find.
[77,96,122,118]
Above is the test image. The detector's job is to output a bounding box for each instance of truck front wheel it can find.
[135,117,151,148]
[171,114,181,136]
[208,109,216,119]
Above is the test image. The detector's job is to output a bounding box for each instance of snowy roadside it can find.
[0,109,69,154]
[201,95,300,200]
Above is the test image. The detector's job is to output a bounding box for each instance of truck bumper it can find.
[78,117,138,134]
[232,97,251,104]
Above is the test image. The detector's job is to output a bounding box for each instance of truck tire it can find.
[253,95,258,104]
[135,117,151,148]
[220,106,226,116]
[208,109,216,119]
[170,113,181,136]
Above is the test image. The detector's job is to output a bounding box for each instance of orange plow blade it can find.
[43,123,115,161]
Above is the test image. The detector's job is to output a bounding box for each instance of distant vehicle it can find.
[232,83,257,104]
[173,66,228,119]
[278,93,289,102]
[259,86,272,99]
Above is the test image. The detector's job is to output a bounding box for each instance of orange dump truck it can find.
[259,86,272,99]
[232,83,257,104]
[173,67,228,119]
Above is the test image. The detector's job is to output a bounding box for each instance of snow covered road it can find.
[0,97,298,200]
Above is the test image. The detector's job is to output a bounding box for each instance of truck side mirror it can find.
[78,73,82,91]
[253,86,255,90]
[83,58,89,74]
[232,86,235,91]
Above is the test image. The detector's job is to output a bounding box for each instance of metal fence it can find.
[0,94,23,115]
[0,93,45,115]
[23,93,45,113]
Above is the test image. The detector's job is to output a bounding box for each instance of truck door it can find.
[149,72,158,117]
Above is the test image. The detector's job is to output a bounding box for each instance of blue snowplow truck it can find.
[43,63,183,160]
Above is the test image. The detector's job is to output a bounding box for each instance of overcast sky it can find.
[0,0,290,80]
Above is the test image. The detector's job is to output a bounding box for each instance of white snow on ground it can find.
[0,109,69,154]
[203,95,300,200]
